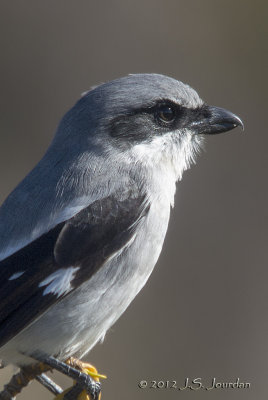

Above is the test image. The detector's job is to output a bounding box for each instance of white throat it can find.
[130,130,203,206]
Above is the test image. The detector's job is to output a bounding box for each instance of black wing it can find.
[0,194,149,347]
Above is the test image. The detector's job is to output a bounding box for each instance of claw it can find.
[53,358,105,400]
[67,358,106,382]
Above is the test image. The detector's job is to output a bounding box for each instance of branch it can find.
[0,364,50,400]
[35,373,63,396]
[0,362,101,400]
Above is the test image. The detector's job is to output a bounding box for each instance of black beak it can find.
[190,105,244,135]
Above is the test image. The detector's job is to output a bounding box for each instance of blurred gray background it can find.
[0,1,267,399]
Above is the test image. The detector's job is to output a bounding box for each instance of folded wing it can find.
[0,193,149,347]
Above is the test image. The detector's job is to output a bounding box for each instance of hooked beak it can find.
[191,105,244,135]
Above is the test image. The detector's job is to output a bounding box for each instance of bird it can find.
[0,73,243,399]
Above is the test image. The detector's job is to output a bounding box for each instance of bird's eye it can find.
[156,105,176,124]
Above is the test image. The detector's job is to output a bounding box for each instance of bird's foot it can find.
[30,353,103,400]
[54,357,106,400]
[31,352,101,400]
[67,357,107,382]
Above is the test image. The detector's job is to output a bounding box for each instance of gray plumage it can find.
[0,74,243,367]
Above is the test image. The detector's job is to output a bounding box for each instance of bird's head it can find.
[55,74,243,183]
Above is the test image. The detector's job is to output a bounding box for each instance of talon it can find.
[53,358,105,400]
[81,364,107,382]
[67,357,107,382]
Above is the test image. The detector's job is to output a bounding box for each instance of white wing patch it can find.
[39,267,79,297]
[8,271,25,280]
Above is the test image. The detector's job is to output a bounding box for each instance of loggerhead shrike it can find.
[0,74,243,397]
